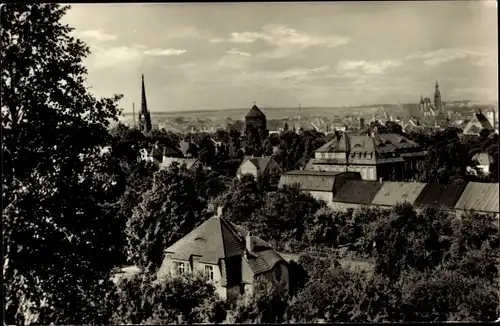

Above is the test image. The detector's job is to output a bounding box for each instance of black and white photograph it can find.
[2,1,499,324]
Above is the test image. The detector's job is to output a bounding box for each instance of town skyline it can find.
[64,1,497,112]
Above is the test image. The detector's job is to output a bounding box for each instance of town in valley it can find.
[2,1,499,325]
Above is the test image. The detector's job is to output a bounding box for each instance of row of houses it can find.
[278,170,500,216]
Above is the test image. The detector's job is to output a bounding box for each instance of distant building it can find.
[419,81,444,116]
[236,156,282,181]
[462,110,495,136]
[245,103,268,139]
[278,170,361,205]
[305,133,426,181]
[138,74,152,134]
[157,207,290,301]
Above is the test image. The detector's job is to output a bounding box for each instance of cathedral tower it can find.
[434,80,442,114]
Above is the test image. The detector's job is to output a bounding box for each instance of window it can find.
[176,261,187,275]
[204,265,214,281]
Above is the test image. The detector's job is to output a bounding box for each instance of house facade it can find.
[157,208,290,302]
[237,156,282,181]
[305,133,426,181]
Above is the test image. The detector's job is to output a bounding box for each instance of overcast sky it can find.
[63,1,497,112]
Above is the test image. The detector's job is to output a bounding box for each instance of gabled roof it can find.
[413,184,466,210]
[371,182,427,206]
[332,180,382,205]
[245,104,266,118]
[454,182,499,213]
[238,156,276,173]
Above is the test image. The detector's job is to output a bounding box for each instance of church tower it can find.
[434,80,442,114]
[138,74,152,133]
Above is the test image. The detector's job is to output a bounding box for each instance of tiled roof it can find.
[278,171,345,192]
[454,182,499,213]
[371,182,427,206]
[413,184,466,210]
[475,113,494,130]
[314,133,420,156]
[165,216,244,264]
[245,105,266,118]
[332,180,382,205]
[245,249,283,275]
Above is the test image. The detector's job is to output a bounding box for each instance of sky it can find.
[63,1,498,112]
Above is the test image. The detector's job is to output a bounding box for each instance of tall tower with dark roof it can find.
[138,74,152,134]
[434,80,442,114]
[245,103,267,134]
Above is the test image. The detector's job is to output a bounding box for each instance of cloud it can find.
[88,44,187,68]
[76,29,117,42]
[211,24,351,49]
[336,60,401,75]
[405,48,487,66]
[143,48,187,56]
[274,65,330,79]
[226,48,252,57]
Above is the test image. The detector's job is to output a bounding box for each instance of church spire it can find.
[139,74,152,133]
[141,74,148,115]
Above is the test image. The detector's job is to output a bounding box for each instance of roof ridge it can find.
[219,217,244,243]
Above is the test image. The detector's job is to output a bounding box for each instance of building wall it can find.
[309,164,347,173]
[265,159,282,176]
[329,202,364,212]
[315,152,345,160]
[157,255,227,300]
[347,165,377,181]
[237,160,259,179]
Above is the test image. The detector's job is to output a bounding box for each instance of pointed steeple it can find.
[139,74,152,133]
[141,74,148,115]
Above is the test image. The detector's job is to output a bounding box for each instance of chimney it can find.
[245,232,255,255]
[217,206,224,217]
